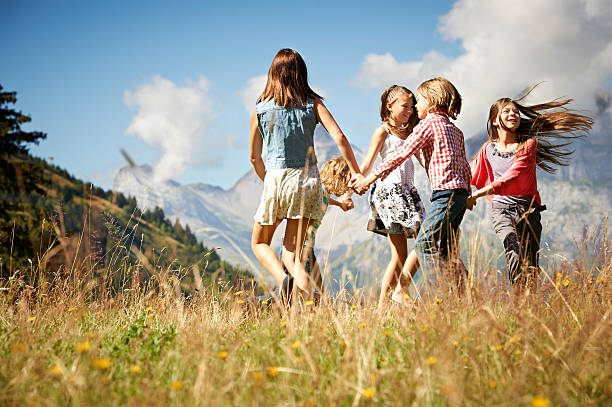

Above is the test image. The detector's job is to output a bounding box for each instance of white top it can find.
[377,125,416,187]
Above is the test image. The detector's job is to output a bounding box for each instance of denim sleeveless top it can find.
[255,98,318,169]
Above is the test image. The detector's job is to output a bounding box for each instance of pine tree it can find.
[0,84,48,269]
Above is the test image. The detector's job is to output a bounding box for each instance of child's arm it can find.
[352,124,431,194]
[314,98,361,177]
[249,111,266,181]
[328,193,354,212]
[360,126,387,176]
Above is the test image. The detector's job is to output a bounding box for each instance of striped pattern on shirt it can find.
[373,112,471,191]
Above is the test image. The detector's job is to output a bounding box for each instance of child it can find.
[359,85,426,308]
[280,157,354,297]
[467,89,593,292]
[351,77,471,295]
[250,48,361,303]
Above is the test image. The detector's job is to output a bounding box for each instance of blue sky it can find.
[3,0,611,189]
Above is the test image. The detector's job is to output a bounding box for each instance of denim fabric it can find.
[415,189,468,275]
[256,98,317,169]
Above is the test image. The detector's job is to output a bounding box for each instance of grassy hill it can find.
[0,155,256,294]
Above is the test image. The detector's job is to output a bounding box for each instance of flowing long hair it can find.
[487,86,594,173]
[258,48,322,107]
[379,85,419,132]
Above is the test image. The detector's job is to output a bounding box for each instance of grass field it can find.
[1,236,611,407]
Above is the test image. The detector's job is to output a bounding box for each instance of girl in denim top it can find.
[468,87,592,293]
[250,49,361,303]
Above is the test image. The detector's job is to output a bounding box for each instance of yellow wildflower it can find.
[130,365,141,374]
[147,313,154,318]
[68,307,78,312]
[252,371,264,386]
[218,351,228,359]
[145,307,152,312]
[339,339,347,347]
[362,387,376,399]
[291,341,300,349]
[452,341,459,346]
[463,336,471,342]
[495,345,503,351]
[27,316,36,322]
[563,279,570,286]
[75,341,91,353]
[380,361,388,367]
[383,329,392,336]
[360,322,367,328]
[237,299,245,305]
[49,365,63,376]
[280,321,287,327]
[490,380,497,388]
[351,305,357,309]
[435,298,442,303]
[596,277,606,283]
[267,366,279,377]
[86,333,95,339]
[531,396,550,407]
[91,358,111,370]
[234,291,243,296]
[170,381,184,390]
[295,357,302,363]
[370,373,377,383]
[556,273,563,278]
[305,300,315,306]
[425,356,438,366]
[514,349,522,355]
[11,343,26,352]
[510,336,520,344]
[422,324,429,333]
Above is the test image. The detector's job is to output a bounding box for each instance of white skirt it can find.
[254,166,324,225]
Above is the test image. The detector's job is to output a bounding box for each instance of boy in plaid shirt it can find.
[351,77,471,297]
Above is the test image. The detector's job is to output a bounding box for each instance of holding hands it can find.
[349,173,378,195]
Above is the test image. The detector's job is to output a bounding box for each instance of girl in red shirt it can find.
[467,89,592,292]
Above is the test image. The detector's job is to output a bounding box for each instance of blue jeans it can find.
[415,189,468,276]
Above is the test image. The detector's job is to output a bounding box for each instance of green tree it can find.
[0,84,48,269]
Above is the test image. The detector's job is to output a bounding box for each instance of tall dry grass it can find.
[0,223,611,406]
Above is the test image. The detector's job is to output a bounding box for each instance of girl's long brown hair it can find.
[258,48,322,108]
[487,85,594,173]
[380,85,419,132]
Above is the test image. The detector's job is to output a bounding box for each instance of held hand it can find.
[466,195,477,211]
[348,174,364,189]
[340,195,354,212]
[352,174,376,195]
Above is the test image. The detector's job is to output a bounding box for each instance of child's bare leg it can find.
[282,245,324,294]
[378,234,407,309]
[392,250,419,304]
[251,221,285,286]
[283,217,313,293]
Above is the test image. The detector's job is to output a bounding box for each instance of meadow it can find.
[1,227,611,407]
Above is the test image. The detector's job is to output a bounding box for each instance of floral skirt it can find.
[254,166,324,225]
[368,181,425,236]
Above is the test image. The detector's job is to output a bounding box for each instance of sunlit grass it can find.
[0,233,611,406]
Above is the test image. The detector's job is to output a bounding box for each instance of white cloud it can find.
[124,75,218,182]
[239,75,328,113]
[355,0,612,137]
[239,75,267,112]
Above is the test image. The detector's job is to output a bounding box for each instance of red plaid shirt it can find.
[373,112,471,191]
